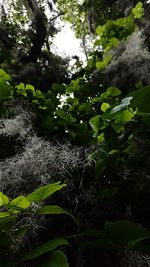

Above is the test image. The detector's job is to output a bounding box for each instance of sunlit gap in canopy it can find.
[43,0,87,66]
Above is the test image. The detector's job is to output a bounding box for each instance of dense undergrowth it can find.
[1,1,150,266]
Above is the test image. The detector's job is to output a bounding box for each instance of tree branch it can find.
[25,0,47,63]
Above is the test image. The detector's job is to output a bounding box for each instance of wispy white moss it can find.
[0,103,87,194]
[105,29,150,86]
[0,103,34,138]
[0,134,85,192]
[121,249,150,267]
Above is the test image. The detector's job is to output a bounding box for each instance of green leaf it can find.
[128,235,150,248]
[26,182,66,203]
[96,25,105,37]
[130,85,150,113]
[16,83,27,97]
[10,196,31,212]
[32,99,39,104]
[101,87,121,99]
[104,221,150,247]
[0,212,10,218]
[37,205,77,225]
[0,69,11,81]
[0,192,9,207]
[38,250,69,267]
[26,84,35,94]
[56,110,76,124]
[39,106,47,110]
[37,205,67,215]
[104,38,119,53]
[114,109,135,123]
[0,79,11,101]
[16,83,25,90]
[108,150,118,155]
[97,133,104,143]
[111,97,133,114]
[101,103,110,112]
[22,238,69,261]
[0,197,3,207]
[132,2,144,19]
[89,115,101,137]
[96,55,112,70]
[103,97,133,122]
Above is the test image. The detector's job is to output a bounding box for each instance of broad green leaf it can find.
[66,78,83,93]
[10,196,31,212]
[101,87,121,99]
[16,83,25,90]
[104,221,150,247]
[0,69,11,81]
[104,38,119,53]
[37,205,67,215]
[22,238,69,261]
[36,90,44,98]
[32,99,39,104]
[38,250,69,267]
[103,100,133,123]
[115,109,135,123]
[0,192,9,206]
[97,133,104,143]
[112,123,124,133]
[108,150,118,155]
[128,235,150,248]
[107,87,121,97]
[101,103,110,112]
[111,97,133,114]
[130,85,150,113]
[0,212,10,218]
[37,205,77,225]
[56,110,76,124]
[26,84,35,94]
[39,106,47,110]
[16,83,27,97]
[89,115,101,137]
[96,55,112,70]
[0,79,11,101]
[26,182,66,203]
[0,197,3,207]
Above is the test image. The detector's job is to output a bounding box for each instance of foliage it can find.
[83,220,150,250]
[1,0,150,266]
[0,182,70,266]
